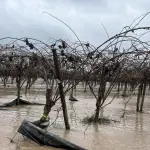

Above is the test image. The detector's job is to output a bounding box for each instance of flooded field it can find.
[0,81,150,150]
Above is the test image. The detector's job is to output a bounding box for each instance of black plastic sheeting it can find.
[18,120,87,150]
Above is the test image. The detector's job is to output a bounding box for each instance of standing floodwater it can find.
[0,80,150,150]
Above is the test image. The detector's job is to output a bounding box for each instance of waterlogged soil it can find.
[0,81,150,150]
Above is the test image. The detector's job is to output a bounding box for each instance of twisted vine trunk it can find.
[94,65,105,122]
[16,75,21,105]
[136,84,142,112]
[40,88,54,122]
[140,81,146,112]
[122,81,127,96]
[117,82,120,95]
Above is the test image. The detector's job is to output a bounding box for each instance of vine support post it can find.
[52,48,70,130]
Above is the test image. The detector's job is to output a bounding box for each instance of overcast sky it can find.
[0,0,150,46]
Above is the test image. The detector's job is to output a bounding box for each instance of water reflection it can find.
[135,112,144,132]
[0,85,150,150]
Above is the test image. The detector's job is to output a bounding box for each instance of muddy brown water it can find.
[0,81,150,150]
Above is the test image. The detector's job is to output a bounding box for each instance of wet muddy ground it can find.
[0,81,150,150]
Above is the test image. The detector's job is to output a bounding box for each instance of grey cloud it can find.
[0,0,150,46]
